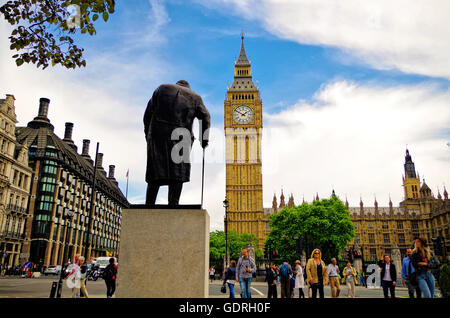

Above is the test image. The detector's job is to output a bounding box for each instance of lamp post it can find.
[223,198,229,269]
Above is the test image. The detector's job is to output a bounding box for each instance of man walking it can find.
[279,260,293,298]
[236,249,256,298]
[380,254,397,298]
[401,248,421,298]
[327,258,341,298]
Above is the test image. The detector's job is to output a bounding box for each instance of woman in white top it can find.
[294,260,305,298]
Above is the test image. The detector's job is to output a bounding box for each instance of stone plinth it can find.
[116,206,210,298]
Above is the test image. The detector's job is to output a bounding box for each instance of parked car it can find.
[44,265,62,276]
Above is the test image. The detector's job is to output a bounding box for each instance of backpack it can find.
[103,265,114,281]
[280,264,290,278]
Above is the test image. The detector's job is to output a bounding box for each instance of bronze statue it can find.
[143,80,210,205]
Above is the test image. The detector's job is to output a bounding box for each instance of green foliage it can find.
[0,0,115,69]
[266,196,355,263]
[439,263,450,298]
[210,230,263,270]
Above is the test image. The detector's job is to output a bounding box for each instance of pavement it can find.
[0,275,419,298]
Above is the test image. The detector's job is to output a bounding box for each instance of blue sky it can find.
[1,0,449,230]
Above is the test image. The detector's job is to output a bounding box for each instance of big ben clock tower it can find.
[224,34,266,249]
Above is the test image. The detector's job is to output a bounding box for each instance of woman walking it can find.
[411,237,435,298]
[266,262,278,298]
[306,249,328,298]
[224,261,237,298]
[294,260,305,298]
[344,260,357,298]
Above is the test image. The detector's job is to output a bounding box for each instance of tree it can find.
[209,230,263,270]
[0,0,115,69]
[265,196,355,263]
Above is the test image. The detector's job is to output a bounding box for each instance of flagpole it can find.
[126,170,129,199]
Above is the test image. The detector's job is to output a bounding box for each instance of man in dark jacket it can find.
[379,254,397,298]
[143,80,210,205]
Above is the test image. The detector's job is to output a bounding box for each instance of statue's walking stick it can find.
[201,147,205,208]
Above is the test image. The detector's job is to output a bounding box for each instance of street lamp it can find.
[223,198,229,268]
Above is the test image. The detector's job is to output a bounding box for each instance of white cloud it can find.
[261,80,450,208]
[195,0,450,78]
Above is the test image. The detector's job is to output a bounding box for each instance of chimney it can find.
[96,153,104,168]
[108,165,115,179]
[82,139,90,156]
[64,122,74,141]
[37,98,50,119]
[27,97,54,130]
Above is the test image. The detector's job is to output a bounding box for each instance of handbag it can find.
[221,283,227,294]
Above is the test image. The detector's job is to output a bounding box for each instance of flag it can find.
[126,169,129,178]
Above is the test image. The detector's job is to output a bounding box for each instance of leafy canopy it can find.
[266,196,355,263]
[210,230,263,269]
[0,0,115,69]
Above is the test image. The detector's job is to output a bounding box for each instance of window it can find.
[384,234,390,244]
[382,222,389,230]
[397,222,403,230]
[398,234,405,244]
[370,248,377,259]
[412,221,419,230]
[368,233,375,244]
[354,235,360,244]
[368,223,374,230]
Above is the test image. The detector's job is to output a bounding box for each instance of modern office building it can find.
[15,97,129,266]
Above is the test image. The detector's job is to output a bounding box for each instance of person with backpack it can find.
[235,248,256,298]
[411,237,438,298]
[306,249,328,298]
[103,257,118,298]
[279,260,293,298]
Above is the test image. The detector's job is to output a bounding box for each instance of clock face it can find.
[233,105,254,124]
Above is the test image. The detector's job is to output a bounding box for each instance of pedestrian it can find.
[209,266,215,283]
[343,260,357,298]
[359,271,365,287]
[103,257,118,298]
[279,259,293,298]
[275,265,280,287]
[401,248,421,298]
[224,260,237,298]
[411,237,435,298]
[79,256,89,298]
[379,254,396,298]
[235,248,256,298]
[294,260,305,298]
[67,258,81,298]
[327,258,341,298]
[290,274,296,298]
[266,262,278,298]
[306,249,328,298]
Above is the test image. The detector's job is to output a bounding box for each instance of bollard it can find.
[50,282,57,298]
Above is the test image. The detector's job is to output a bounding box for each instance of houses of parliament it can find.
[224,36,449,259]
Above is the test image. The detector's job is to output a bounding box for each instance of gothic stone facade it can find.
[0,95,33,267]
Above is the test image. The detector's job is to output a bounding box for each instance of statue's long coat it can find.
[143,83,210,185]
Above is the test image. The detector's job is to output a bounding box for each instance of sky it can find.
[1,0,449,231]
